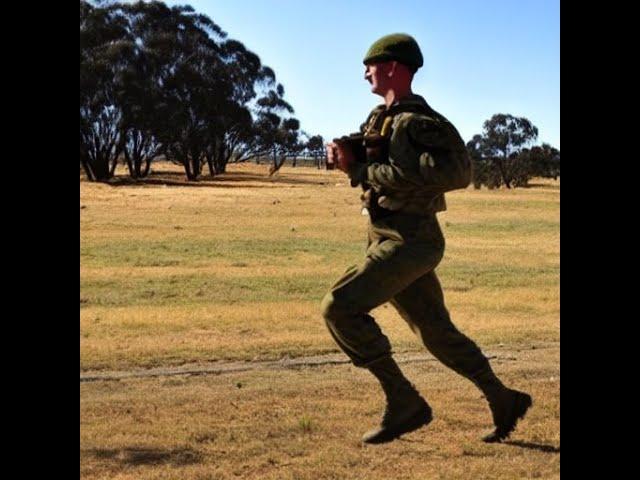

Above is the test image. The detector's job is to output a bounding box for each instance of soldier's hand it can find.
[326,141,356,174]
[326,142,337,168]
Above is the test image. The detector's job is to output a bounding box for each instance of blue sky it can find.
[154,0,560,148]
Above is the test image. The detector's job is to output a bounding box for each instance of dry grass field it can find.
[80,162,559,479]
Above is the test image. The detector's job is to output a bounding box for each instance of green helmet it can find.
[363,33,423,71]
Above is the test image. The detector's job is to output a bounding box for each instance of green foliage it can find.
[79,0,315,181]
[80,1,129,180]
[467,115,559,189]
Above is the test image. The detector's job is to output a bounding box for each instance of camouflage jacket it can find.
[348,94,471,217]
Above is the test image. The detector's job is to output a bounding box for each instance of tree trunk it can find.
[143,158,152,177]
[134,157,142,178]
[95,162,110,181]
[189,155,201,181]
[195,156,201,178]
[109,159,117,177]
[124,132,136,178]
[81,158,96,181]
[182,153,194,180]
[91,152,111,181]
[206,154,215,176]
[495,157,511,189]
[184,162,196,180]
[220,149,233,174]
[124,152,135,178]
[215,142,230,175]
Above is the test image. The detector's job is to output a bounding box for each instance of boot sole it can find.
[363,406,433,444]
[482,391,532,443]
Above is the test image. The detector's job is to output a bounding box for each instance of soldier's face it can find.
[365,62,391,95]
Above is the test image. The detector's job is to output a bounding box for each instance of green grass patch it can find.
[444,219,558,236]
[438,263,559,289]
[80,238,363,268]
[80,261,558,309]
[80,273,335,308]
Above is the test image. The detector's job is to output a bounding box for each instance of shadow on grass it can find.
[84,446,202,466]
[504,440,560,453]
[396,438,559,454]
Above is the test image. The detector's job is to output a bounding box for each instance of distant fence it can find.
[250,156,327,169]
[115,154,330,169]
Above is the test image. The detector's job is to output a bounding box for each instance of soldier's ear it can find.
[388,61,398,77]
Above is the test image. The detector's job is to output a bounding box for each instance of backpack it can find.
[380,101,472,194]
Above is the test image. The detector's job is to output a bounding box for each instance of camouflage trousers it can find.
[321,213,492,384]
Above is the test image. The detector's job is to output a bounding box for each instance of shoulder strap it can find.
[386,100,435,118]
[364,100,438,136]
[361,104,386,133]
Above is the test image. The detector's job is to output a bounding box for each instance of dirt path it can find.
[80,342,558,382]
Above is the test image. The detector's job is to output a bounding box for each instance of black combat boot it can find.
[474,369,532,443]
[482,388,532,443]
[362,356,433,444]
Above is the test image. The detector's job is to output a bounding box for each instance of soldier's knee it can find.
[321,292,339,323]
[321,290,355,326]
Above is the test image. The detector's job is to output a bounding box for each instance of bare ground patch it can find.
[80,342,558,382]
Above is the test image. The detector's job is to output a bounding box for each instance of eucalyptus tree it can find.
[80,0,129,181]
[479,114,539,188]
[305,134,326,168]
[80,0,302,182]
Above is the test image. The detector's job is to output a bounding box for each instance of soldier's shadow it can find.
[398,439,559,453]
[503,440,560,453]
